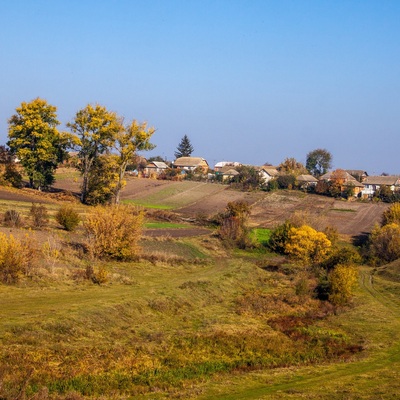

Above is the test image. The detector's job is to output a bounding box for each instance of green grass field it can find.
[1,191,400,399]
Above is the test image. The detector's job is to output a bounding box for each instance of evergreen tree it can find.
[174,134,194,158]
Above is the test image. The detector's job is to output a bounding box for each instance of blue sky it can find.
[1,0,399,174]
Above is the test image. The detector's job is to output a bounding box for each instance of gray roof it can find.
[363,176,400,186]
[222,168,239,176]
[260,167,279,176]
[345,169,368,177]
[147,161,168,169]
[297,174,318,183]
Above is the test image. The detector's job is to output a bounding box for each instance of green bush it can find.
[268,221,292,254]
[321,247,361,271]
[56,205,81,231]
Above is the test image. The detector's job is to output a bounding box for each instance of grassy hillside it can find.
[0,178,398,399]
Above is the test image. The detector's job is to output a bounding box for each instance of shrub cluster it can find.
[3,209,23,227]
[30,203,49,229]
[56,205,80,231]
[218,201,253,249]
[84,204,144,260]
[0,233,35,283]
[368,203,400,265]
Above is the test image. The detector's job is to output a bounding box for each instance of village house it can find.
[173,157,209,174]
[319,170,364,197]
[361,176,400,198]
[258,166,279,184]
[214,165,240,181]
[345,170,369,182]
[214,161,241,172]
[144,161,169,177]
[296,174,319,189]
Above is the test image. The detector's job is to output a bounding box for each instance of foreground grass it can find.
[198,266,400,399]
[0,196,399,398]
[0,234,364,399]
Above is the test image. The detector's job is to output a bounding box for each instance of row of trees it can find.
[6,98,155,204]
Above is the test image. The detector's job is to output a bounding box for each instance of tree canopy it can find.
[7,98,70,189]
[113,120,155,203]
[285,225,332,265]
[174,134,194,158]
[306,148,332,177]
[67,104,121,203]
[278,157,307,176]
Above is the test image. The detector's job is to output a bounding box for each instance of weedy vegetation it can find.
[0,190,399,399]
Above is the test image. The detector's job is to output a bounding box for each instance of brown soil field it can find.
[249,191,389,236]
[1,171,390,239]
[0,187,57,204]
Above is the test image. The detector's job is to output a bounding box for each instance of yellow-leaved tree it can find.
[8,98,71,190]
[382,203,400,226]
[113,120,155,204]
[329,264,358,305]
[369,223,400,264]
[285,225,331,265]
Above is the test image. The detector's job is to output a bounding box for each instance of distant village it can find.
[137,155,400,202]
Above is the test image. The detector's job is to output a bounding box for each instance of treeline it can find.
[2,98,155,204]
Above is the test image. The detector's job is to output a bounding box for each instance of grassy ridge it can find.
[199,266,400,399]
[0,189,399,398]
[0,236,369,398]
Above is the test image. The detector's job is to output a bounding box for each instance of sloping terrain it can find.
[249,191,389,236]
[0,173,389,238]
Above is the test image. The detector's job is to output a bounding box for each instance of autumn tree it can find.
[113,120,155,204]
[382,203,400,226]
[285,225,332,265]
[369,223,400,264]
[67,104,121,204]
[85,155,119,205]
[7,98,70,189]
[329,264,358,305]
[218,201,252,248]
[174,134,194,158]
[232,165,263,190]
[278,157,307,176]
[306,148,332,177]
[0,145,22,188]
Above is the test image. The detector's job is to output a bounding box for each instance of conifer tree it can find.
[174,134,194,158]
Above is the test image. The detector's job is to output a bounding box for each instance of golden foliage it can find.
[285,225,331,265]
[84,205,144,260]
[382,203,400,226]
[370,223,400,264]
[0,233,35,283]
[329,264,358,305]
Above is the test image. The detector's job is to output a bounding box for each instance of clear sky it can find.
[1,0,399,174]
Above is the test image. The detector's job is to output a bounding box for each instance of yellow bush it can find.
[369,223,400,264]
[0,233,34,283]
[329,264,358,305]
[382,203,400,226]
[285,225,331,265]
[84,205,144,260]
